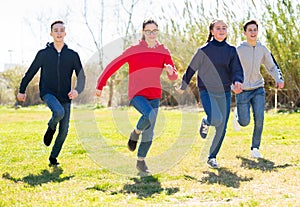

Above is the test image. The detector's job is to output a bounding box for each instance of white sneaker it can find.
[251,148,262,158]
[207,158,219,168]
[233,107,241,131]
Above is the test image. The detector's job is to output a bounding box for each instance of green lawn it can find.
[0,105,299,206]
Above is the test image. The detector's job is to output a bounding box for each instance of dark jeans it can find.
[130,96,159,158]
[236,87,265,149]
[42,94,71,159]
[200,91,231,159]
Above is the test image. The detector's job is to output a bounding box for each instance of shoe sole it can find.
[207,164,218,169]
[251,155,263,159]
[127,140,137,151]
[200,133,207,139]
[136,167,151,175]
[49,163,60,167]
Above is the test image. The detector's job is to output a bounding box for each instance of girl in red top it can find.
[95,19,178,174]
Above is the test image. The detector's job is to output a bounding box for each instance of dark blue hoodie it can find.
[19,42,85,103]
[181,38,244,93]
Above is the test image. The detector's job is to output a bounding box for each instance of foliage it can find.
[0,65,42,106]
[159,0,298,108]
[0,75,14,105]
[159,0,252,104]
[3,0,299,109]
[262,0,300,107]
[72,63,100,105]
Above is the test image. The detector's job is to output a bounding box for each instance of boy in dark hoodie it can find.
[17,20,85,166]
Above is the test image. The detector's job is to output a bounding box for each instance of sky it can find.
[0,0,186,72]
[0,0,271,72]
[0,0,74,71]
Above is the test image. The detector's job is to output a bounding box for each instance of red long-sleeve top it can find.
[96,40,178,100]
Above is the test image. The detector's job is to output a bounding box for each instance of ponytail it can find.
[206,20,216,43]
[206,32,213,43]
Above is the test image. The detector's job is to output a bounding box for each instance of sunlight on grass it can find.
[0,107,299,206]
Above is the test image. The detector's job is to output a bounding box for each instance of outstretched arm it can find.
[263,52,284,88]
[96,51,128,91]
[178,49,202,93]
[19,51,43,95]
[74,52,86,94]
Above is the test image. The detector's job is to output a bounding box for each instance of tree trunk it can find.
[107,79,114,107]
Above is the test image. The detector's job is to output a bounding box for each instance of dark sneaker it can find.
[207,158,218,169]
[128,130,140,151]
[49,156,60,167]
[44,127,56,146]
[199,117,209,139]
[136,160,150,174]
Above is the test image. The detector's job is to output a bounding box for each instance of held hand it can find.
[276,82,284,89]
[164,64,173,75]
[68,89,78,100]
[233,81,243,94]
[17,93,26,102]
[95,89,102,97]
[176,85,184,94]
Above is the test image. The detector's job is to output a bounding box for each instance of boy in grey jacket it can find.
[233,20,284,158]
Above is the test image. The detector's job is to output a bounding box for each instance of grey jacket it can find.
[237,41,284,90]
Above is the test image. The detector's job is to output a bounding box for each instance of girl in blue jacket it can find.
[178,19,244,168]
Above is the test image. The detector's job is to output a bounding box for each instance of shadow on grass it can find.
[200,167,253,188]
[2,167,74,187]
[122,175,179,199]
[87,175,179,199]
[236,156,293,172]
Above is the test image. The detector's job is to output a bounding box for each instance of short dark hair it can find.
[51,20,64,31]
[243,20,258,32]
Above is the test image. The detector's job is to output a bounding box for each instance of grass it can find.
[0,105,299,206]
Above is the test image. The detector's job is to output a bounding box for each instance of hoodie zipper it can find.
[57,52,61,93]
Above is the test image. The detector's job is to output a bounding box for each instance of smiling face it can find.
[211,21,227,42]
[143,23,159,44]
[244,24,258,42]
[50,23,66,43]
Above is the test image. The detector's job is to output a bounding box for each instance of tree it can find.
[0,66,42,106]
[262,0,300,108]
[159,0,250,105]
[82,0,141,107]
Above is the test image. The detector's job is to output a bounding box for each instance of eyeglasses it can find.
[144,29,159,35]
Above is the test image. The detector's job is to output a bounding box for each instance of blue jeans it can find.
[42,94,71,158]
[130,96,159,158]
[236,87,265,149]
[200,91,231,159]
